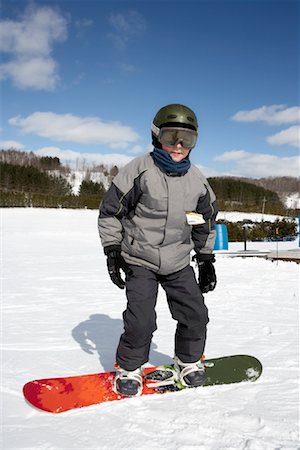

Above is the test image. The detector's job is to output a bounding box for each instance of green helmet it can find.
[151,104,198,148]
[152,104,198,131]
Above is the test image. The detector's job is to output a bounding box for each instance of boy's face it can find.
[162,142,190,162]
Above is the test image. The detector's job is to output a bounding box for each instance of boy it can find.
[98,104,217,396]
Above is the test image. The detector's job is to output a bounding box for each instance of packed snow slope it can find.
[2,208,299,450]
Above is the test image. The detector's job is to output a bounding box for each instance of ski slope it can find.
[2,208,299,449]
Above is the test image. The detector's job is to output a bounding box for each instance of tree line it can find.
[219,218,297,242]
[0,161,107,209]
[0,162,71,195]
[0,150,63,171]
[208,177,287,215]
[0,149,297,216]
[241,176,299,196]
[0,150,297,240]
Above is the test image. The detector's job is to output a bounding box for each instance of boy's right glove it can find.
[192,253,217,293]
[104,245,132,289]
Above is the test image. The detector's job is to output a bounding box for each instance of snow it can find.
[285,193,300,210]
[2,208,299,450]
[217,211,296,223]
[64,170,110,194]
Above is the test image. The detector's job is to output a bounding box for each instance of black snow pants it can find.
[116,264,209,371]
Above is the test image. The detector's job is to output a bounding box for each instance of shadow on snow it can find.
[71,313,172,371]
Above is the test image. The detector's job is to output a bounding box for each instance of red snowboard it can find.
[23,355,263,414]
[23,366,164,413]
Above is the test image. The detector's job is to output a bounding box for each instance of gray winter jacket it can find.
[98,153,217,275]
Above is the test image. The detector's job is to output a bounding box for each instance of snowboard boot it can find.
[114,366,143,397]
[174,356,205,387]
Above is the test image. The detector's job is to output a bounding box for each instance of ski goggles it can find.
[157,127,198,149]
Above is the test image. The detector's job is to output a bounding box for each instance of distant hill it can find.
[0,149,116,208]
[242,176,299,196]
[208,177,286,215]
[217,176,300,209]
[0,148,298,215]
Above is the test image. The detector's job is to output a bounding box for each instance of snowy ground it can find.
[216,211,296,223]
[2,208,299,450]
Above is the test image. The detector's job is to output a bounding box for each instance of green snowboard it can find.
[146,354,262,391]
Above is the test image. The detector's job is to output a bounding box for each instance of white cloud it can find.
[120,63,138,74]
[0,140,25,150]
[232,105,300,126]
[1,57,58,90]
[108,11,146,49]
[35,146,134,167]
[195,164,223,178]
[215,150,299,178]
[128,144,145,154]
[74,18,93,37]
[0,5,67,90]
[266,125,300,148]
[215,150,248,161]
[75,18,93,28]
[9,112,140,148]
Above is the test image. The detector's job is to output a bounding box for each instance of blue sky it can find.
[1,0,299,178]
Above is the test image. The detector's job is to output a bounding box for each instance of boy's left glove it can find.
[193,253,217,293]
[104,245,132,289]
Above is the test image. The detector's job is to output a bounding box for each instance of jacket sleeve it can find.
[98,167,144,249]
[192,180,218,255]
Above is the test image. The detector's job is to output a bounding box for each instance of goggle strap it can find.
[151,123,160,136]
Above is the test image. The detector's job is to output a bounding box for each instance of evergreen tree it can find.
[40,156,61,170]
[79,180,106,196]
[0,162,72,195]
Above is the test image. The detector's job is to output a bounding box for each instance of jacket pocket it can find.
[140,194,168,211]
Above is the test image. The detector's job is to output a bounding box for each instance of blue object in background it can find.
[214,224,229,250]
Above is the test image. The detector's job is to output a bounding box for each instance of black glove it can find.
[104,245,132,289]
[192,253,217,293]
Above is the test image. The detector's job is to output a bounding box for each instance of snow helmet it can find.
[151,104,198,148]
